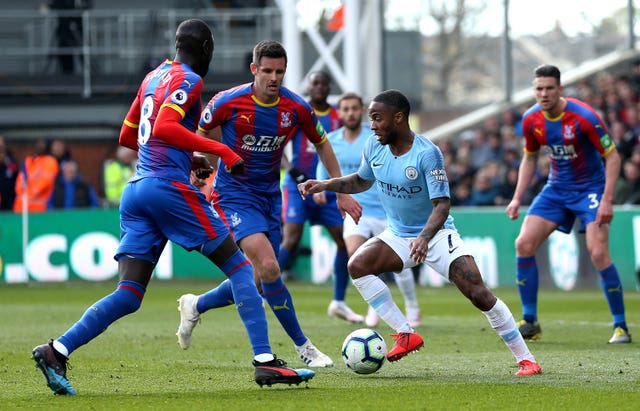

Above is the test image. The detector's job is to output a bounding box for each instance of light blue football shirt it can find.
[358,132,456,238]
[318,124,386,220]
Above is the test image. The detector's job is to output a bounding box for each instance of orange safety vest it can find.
[13,155,59,213]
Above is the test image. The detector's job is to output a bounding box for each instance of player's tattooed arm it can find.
[298,173,373,196]
[418,197,450,243]
[332,173,373,194]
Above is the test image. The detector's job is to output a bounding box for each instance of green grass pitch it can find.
[1,281,638,410]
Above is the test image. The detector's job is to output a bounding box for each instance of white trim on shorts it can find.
[377,228,470,280]
[343,214,387,239]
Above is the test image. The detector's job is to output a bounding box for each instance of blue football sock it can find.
[197,279,234,313]
[516,256,538,323]
[57,280,145,355]
[277,246,293,271]
[599,263,627,330]
[333,249,349,301]
[223,250,271,356]
[262,277,306,346]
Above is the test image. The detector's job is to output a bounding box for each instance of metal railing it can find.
[0,8,281,97]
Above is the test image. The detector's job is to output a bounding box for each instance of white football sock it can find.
[52,340,69,357]
[254,353,275,363]
[394,268,418,308]
[482,298,535,362]
[353,275,412,333]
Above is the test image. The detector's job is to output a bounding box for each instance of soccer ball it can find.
[341,328,387,374]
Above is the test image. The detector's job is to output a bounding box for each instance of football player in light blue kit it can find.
[318,92,421,328]
[300,89,542,376]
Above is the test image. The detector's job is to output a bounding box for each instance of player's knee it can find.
[466,285,494,311]
[514,235,536,256]
[347,257,366,277]
[587,245,610,269]
[257,259,281,282]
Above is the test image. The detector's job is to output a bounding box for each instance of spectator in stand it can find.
[0,136,19,210]
[103,146,137,207]
[614,157,640,205]
[614,75,637,124]
[630,59,640,96]
[610,120,636,161]
[623,103,640,138]
[500,109,522,137]
[503,142,522,169]
[483,160,504,187]
[501,125,520,146]
[451,182,472,206]
[13,138,59,213]
[628,144,640,165]
[469,167,498,206]
[495,166,519,206]
[436,138,455,159]
[485,132,504,163]
[482,115,501,135]
[596,71,617,98]
[48,159,100,209]
[576,79,598,108]
[469,127,493,172]
[48,138,73,165]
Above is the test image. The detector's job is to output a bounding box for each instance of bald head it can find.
[175,19,214,78]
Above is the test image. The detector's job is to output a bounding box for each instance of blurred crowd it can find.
[0,136,137,212]
[437,67,640,208]
[2,67,640,213]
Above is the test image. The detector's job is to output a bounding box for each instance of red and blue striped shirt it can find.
[521,97,615,190]
[198,83,327,194]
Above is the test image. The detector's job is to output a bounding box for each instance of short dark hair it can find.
[372,89,410,117]
[175,19,213,55]
[253,40,287,66]
[337,92,363,108]
[534,64,561,85]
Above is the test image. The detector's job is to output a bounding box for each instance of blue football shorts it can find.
[116,177,228,263]
[213,188,282,254]
[527,183,604,233]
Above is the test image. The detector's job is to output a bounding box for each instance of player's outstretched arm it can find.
[299,173,371,196]
[298,179,327,199]
[299,173,369,223]
[154,107,244,174]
